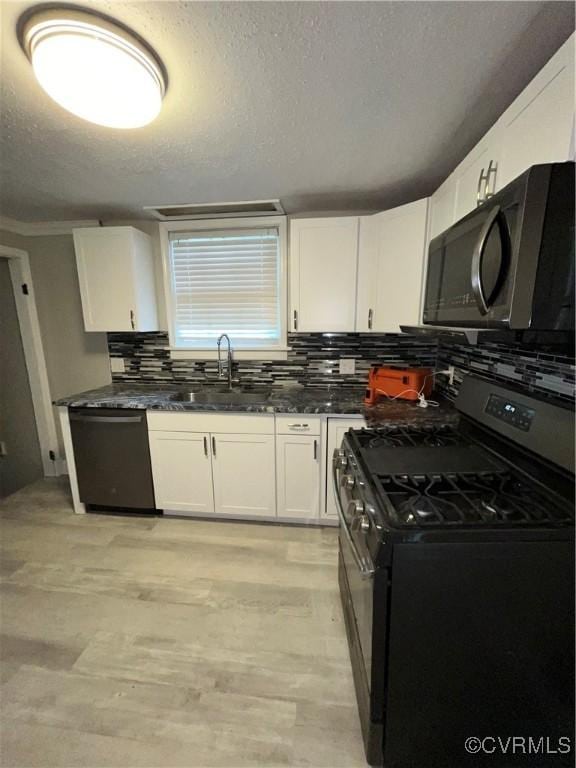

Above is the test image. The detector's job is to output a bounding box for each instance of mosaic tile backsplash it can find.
[107,332,437,388]
[107,332,575,405]
[437,339,576,404]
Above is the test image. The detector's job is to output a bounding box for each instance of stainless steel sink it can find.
[170,389,271,405]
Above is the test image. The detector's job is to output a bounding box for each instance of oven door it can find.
[332,455,375,691]
[339,526,374,689]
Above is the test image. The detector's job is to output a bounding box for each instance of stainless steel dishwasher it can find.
[69,408,156,510]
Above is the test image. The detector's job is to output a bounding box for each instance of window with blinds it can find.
[168,227,282,349]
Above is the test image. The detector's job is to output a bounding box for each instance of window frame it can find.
[159,216,288,360]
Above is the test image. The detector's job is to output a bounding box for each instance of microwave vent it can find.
[144,200,285,220]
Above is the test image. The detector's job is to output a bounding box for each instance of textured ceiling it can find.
[0,1,574,221]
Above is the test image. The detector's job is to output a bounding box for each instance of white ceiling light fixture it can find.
[19,7,167,129]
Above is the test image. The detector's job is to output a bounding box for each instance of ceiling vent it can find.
[144,200,285,220]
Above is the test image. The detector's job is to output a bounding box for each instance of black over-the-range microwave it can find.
[422,162,575,330]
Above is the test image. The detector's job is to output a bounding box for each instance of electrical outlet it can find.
[339,358,356,375]
[0,441,7,457]
[110,357,126,373]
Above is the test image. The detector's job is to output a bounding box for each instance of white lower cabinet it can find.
[148,413,276,519]
[325,417,366,520]
[148,411,363,525]
[212,434,276,518]
[149,431,214,514]
[276,434,320,520]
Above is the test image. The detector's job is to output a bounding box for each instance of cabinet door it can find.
[290,217,359,332]
[428,175,456,241]
[276,434,320,519]
[325,418,366,519]
[358,199,429,333]
[212,434,276,517]
[149,431,214,514]
[497,35,575,190]
[74,228,137,332]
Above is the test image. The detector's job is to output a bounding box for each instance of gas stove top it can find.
[354,425,463,450]
[336,384,574,542]
[346,424,574,532]
[374,470,574,528]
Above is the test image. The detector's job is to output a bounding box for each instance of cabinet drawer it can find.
[147,411,274,434]
[275,415,321,435]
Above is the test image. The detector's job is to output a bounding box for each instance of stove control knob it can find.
[348,501,365,529]
[340,474,355,490]
[359,514,371,534]
[333,449,348,470]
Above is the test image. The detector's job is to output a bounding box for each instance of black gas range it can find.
[334,376,574,767]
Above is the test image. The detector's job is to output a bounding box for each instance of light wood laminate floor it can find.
[0,479,366,768]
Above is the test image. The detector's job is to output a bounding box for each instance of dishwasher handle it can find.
[69,413,144,424]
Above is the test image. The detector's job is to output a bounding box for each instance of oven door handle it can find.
[471,205,501,315]
[332,453,375,579]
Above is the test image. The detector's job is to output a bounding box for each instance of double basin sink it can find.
[169,385,272,405]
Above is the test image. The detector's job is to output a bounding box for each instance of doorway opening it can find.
[0,245,59,497]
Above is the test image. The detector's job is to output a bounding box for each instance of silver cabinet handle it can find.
[368,308,373,330]
[288,423,309,430]
[484,159,498,200]
[332,451,374,579]
[476,167,489,206]
[293,310,298,330]
[203,436,208,457]
[212,436,216,456]
[313,439,318,460]
[130,309,135,330]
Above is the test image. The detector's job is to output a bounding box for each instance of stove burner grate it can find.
[375,472,574,527]
[358,425,464,450]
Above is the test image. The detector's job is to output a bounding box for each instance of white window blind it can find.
[169,228,281,349]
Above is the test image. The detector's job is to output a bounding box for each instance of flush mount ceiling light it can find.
[19,7,167,129]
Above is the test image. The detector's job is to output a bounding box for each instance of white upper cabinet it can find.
[430,33,574,233]
[428,175,456,242]
[357,198,429,332]
[74,226,158,332]
[289,217,359,332]
[496,33,575,191]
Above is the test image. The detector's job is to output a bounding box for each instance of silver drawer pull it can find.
[288,423,309,429]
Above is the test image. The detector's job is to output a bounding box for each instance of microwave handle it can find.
[471,205,501,315]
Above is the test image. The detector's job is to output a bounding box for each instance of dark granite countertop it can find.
[55,383,458,428]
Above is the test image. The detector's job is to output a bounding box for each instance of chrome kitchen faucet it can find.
[217,333,234,390]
